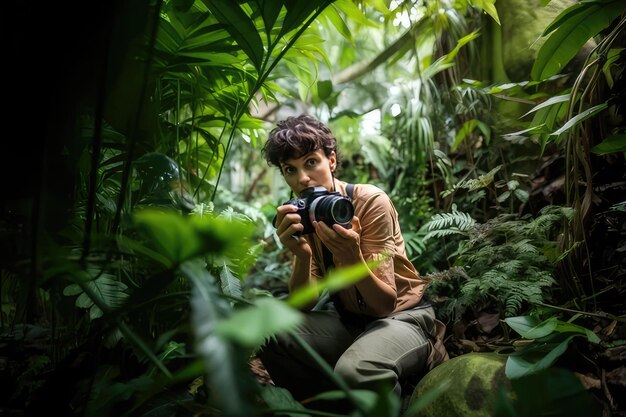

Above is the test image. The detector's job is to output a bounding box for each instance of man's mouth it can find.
[298,185,316,196]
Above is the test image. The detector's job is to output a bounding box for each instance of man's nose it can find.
[298,171,310,185]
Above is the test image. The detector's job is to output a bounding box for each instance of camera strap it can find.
[346,183,355,200]
[323,183,368,316]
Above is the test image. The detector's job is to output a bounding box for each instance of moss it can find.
[410,352,513,417]
[497,0,580,81]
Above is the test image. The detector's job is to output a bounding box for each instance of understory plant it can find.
[424,204,575,322]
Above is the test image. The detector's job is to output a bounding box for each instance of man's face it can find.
[280,149,337,196]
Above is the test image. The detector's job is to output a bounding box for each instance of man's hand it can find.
[274,204,312,259]
[313,216,362,267]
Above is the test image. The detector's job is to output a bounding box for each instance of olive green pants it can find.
[258,301,435,402]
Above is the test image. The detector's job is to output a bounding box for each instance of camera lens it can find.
[330,199,353,224]
[310,195,354,226]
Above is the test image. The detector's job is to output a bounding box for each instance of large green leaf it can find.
[531,0,625,80]
[183,259,259,417]
[550,102,608,138]
[506,333,576,379]
[504,315,558,339]
[185,22,234,47]
[202,0,264,70]
[469,0,500,25]
[322,4,353,42]
[288,32,332,69]
[287,259,380,308]
[540,1,588,36]
[258,385,307,415]
[494,368,603,417]
[259,0,284,39]
[157,11,236,53]
[134,210,202,263]
[133,209,254,265]
[591,133,626,154]
[215,297,302,347]
[505,315,601,343]
[219,260,242,298]
[504,315,600,379]
[64,271,129,319]
[531,103,570,152]
[522,93,571,118]
[333,0,379,29]
[422,55,456,80]
[280,0,329,38]
[444,30,480,64]
[119,236,172,267]
[176,51,243,65]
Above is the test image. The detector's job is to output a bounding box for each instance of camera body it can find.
[286,186,354,236]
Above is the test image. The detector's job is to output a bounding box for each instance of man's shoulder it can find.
[336,180,389,201]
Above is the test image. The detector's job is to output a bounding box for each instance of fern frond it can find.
[527,213,560,236]
[424,228,466,239]
[532,271,556,287]
[527,205,574,237]
[464,245,500,264]
[505,285,543,317]
[504,294,523,317]
[424,207,475,242]
[511,239,538,255]
[479,269,509,291]
[497,260,525,275]
[421,204,569,320]
[426,210,475,231]
[219,206,252,223]
[539,204,575,220]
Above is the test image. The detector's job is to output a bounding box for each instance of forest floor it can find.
[248,314,626,416]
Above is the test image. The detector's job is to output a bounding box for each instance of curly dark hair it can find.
[262,114,341,171]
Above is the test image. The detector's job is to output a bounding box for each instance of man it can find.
[259,114,448,409]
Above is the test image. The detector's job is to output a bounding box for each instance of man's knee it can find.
[334,353,397,389]
[334,355,361,386]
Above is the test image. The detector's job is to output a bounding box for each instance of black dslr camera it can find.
[281,186,354,236]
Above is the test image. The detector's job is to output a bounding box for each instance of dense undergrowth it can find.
[1,0,624,416]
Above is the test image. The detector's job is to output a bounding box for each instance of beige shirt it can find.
[306,180,426,316]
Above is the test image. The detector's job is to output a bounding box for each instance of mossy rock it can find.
[410,352,512,417]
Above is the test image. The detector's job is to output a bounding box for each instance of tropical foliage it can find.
[2,0,624,416]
